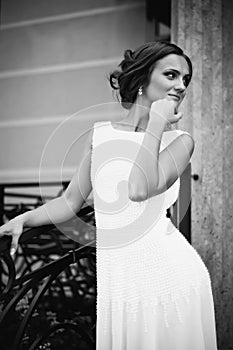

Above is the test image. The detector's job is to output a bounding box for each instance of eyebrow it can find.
[164,68,190,77]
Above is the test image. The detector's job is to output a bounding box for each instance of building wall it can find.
[0,0,146,184]
[171,1,233,348]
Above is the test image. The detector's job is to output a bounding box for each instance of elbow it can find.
[129,192,147,202]
[128,184,147,202]
[128,180,162,201]
[63,193,79,214]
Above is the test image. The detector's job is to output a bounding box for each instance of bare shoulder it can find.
[178,132,195,156]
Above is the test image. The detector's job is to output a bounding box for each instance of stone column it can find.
[171,0,233,349]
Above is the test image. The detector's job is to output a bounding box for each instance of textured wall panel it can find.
[1,0,142,24]
[0,64,118,120]
[0,6,145,71]
[171,0,233,348]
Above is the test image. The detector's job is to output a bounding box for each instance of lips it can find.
[167,94,181,101]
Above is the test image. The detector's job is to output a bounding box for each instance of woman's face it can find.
[143,54,191,111]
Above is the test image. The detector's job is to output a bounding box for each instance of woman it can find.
[0,41,218,349]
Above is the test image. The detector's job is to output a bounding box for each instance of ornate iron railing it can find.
[0,203,96,350]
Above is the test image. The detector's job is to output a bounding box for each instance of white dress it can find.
[91,121,218,350]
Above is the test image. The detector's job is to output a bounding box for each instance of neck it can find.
[125,102,150,132]
[124,98,175,132]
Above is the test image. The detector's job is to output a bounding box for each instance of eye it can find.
[165,71,176,79]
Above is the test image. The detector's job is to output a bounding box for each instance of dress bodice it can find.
[91,121,190,249]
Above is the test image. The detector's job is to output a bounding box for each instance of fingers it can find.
[166,113,183,127]
[0,224,10,236]
[151,99,175,109]
[0,221,14,236]
[10,222,23,256]
[0,220,23,256]
[10,232,20,256]
[0,226,18,256]
[175,112,183,120]
[150,99,176,119]
[10,235,19,256]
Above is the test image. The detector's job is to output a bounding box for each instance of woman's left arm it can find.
[128,115,194,202]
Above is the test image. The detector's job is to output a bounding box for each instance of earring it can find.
[138,86,143,95]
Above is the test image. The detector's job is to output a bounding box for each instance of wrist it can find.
[18,212,30,227]
[147,114,167,132]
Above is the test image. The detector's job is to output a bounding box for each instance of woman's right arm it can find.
[23,126,93,227]
[0,127,94,254]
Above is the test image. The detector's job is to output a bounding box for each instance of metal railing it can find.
[0,193,96,350]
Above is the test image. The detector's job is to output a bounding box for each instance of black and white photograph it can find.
[0,1,232,349]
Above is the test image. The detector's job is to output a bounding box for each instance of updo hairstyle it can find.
[109,41,192,109]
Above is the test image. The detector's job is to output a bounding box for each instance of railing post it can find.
[0,185,4,226]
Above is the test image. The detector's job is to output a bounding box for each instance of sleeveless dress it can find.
[91,121,218,350]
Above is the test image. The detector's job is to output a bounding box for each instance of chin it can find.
[175,100,183,112]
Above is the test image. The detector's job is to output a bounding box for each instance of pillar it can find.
[171,0,233,348]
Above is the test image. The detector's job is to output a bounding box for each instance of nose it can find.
[174,77,186,92]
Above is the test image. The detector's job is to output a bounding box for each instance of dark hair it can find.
[109,41,193,109]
